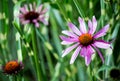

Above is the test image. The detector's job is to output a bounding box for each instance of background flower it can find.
[19,3,48,27]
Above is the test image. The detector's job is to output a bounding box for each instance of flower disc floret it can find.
[79,33,93,46]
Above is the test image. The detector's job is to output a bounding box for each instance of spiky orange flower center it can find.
[79,33,93,46]
[4,61,20,74]
[24,11,39,22]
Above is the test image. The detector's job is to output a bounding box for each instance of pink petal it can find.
[61,41,74,45]
[29,4,33,11]
[41,8,48,14]
[24,5,29,12]
[37,5,43,13]
[33,19,40,27]
[85,55,91,66]
[19,14,24,18]
[92,16,97,34]
[62,30,78,38]
[88,20,92,33]
[39,14,44,18]
[20,7,27,14]
[68,22,81,36]
[21,20,30,24]
[38,17,48,25]
[62,43,79,57]
[85,45,95,66]
[70,46,81,64]
[93,40,110,49]
[92,44,104,63]
[35,22,40,27]
[80,46,87,57]
[33,19,37,23]
[93,24,109,38]
[78,17,87,33]
[88,16,97,34]
[60,35,79,42]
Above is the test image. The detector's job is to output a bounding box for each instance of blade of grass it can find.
[73,0,85,18]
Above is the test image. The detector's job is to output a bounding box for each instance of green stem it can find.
[100,0,105,79]
[31,27,43,81]
[89,65,93,81]
[100,0,105,27]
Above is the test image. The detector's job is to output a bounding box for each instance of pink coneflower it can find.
[60,16,111,66]
[19,3,48,27]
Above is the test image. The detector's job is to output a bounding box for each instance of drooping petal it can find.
[61,41,74,45]
[62,43,79,57]
[62,30,78,38]
[85,45,95,66]
[93,24,109,38]
[68,22,81,36]
[35,22,39,27]
[80,46,87,57]
[93,40,110,49]
[92,44,104,63]
[70,46,81,64]
[21,20,30,24]
[85,54,91,66]
[38,17,48,25]
[78,17,87,33]
[60,35,79,42]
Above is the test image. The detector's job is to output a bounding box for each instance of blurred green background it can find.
[0,0,120,81]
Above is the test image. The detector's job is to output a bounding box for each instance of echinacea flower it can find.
[19,3,48,27]
[2,60,24,75]
[109,68,120,80]
[60,16,111,66]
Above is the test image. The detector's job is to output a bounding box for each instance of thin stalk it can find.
[73,0,85,18]
[89,0,93,17]
[16,32,23,62]
[100,0,105,79]
[9,76,13,81]
[43,45,54,76]
[55,0,69,21]
[100,0,105,27]
[31,27,43,81]
[89,64,94,81]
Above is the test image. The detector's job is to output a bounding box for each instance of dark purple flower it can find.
[19,3,48,27]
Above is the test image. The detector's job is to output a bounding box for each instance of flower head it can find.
[3,60,24,75]
[19,3,48,27]
[109,68,120,80]
[60,16,111,66]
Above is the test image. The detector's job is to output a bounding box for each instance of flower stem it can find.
[31,27,43,81]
